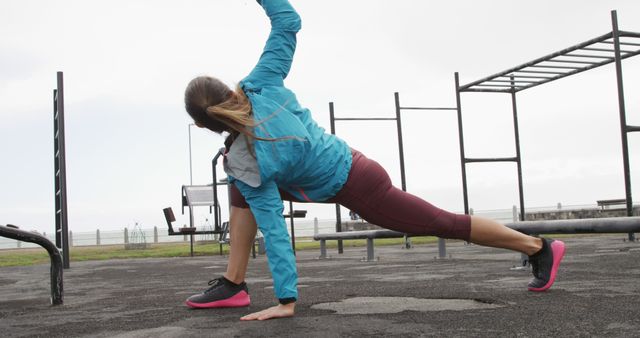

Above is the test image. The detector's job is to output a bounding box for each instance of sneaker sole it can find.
[528,240,565,292]
[185,290,251,309]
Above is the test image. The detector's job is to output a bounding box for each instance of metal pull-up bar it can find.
[329,93,458,257]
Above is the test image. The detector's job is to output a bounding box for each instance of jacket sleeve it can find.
[244,0,301,87]
[234,179,298,302]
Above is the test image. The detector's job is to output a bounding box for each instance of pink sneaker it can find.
[528,238,565,292]
[185,277,251,308]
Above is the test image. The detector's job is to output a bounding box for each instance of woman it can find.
[183,0,565,321]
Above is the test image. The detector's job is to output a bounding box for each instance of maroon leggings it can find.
[230,150,471,241]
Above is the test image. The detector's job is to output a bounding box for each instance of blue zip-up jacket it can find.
[227,0,352,302]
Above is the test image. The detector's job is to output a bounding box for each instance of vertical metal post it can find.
[329,102,344,253]
[366,238,375,261]
[212,152,220,232]
[611,10,635,241]
[438,237,447,259]
[454,73,470,214]
[393,92,407,192]
[53,89,60,249]
[289,200,296,255]
[188,124,194,185]
[54,71,70,269]
[319,240,327,259]
[511,76,526,221]
[394,93,413,249]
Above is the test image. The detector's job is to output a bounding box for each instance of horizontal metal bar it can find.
[465,157,518,163]
[485,79,538,84]
[506,216,640,235]
[546,59,600,65]
[582,47,616,53]
[565,53,614,59]
[601,40,640,47]
[619,30,640,38]
[582,47,637,54]
[460,88,513,93]
[315,229,406,240]
[473,84,521,87]
[512,70,566,75]
[400,107,457,111]
[334,117,396,121]
[499,75,554,79]
[529,64,583,70]
[627,125,640,132]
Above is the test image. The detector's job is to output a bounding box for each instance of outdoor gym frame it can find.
[455,10,640,241]
[327,10,639,252]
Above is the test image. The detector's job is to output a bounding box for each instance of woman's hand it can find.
[240,303,295,321]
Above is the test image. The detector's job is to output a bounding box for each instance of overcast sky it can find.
[1,0,639,234]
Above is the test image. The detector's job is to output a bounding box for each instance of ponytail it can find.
[205,86,272,141]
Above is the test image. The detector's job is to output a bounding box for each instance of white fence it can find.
[0,204,593,250]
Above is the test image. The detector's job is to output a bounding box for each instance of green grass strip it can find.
[0,236,440,267]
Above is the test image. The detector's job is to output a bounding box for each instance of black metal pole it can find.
[611,10,635,241]
[329,102,344,253]
[212,151,220,232]
[56,71,70,269]
[53,89,61,250]
[188,124,194,185]
[394,92,407,192]
[289,200,296,255]
[394,92,413,249]
[511,76,526,221]
[454,73,470,214]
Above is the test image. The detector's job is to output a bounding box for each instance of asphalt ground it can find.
[1,234,639,337]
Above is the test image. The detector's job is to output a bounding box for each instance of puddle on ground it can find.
[311,297,504,314]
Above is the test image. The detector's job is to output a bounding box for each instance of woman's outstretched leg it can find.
[185,206,256,308]
[333,150,565,291]
[469,216,542,255]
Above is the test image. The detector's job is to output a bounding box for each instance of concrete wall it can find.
[525,207,640,221]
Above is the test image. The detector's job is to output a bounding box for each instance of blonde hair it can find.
[205,86,273,141]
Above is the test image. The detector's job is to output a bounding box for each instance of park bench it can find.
[597,199,627,210]
[314,229,412,261]
[163,206,307,257]
[0,224,63,305]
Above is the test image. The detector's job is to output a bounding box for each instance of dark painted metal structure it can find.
[455,10,640,240]
[329,94,457,255]
[53,71,70,268]
[0,224,63,305]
